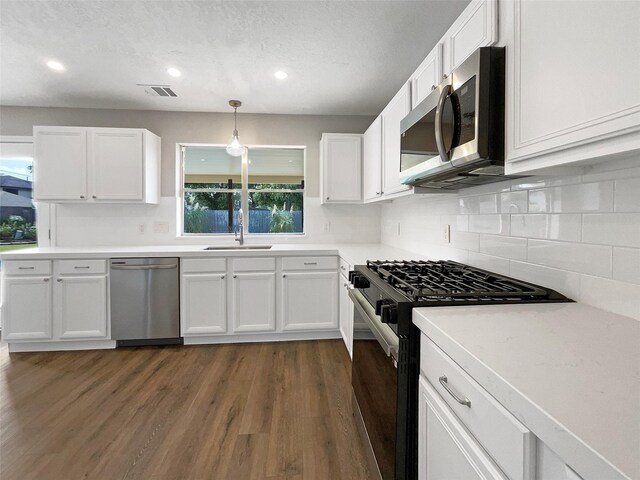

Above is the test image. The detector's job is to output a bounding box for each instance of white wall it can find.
[0,106,381,245]
[380,158,640,320]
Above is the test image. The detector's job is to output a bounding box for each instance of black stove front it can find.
[349,259,572,480]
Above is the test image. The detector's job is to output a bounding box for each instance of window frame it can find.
[177,143,307,237]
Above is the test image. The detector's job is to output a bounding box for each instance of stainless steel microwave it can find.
[400,47,510,190]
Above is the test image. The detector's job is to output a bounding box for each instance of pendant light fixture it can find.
[226,100,244,157]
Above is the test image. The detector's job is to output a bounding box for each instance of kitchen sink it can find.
[203,245,273,250]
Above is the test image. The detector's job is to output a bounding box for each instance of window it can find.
[181,145,304,235]
[0,156,37,252]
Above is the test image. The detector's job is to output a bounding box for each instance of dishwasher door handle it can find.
[110,264,178,270]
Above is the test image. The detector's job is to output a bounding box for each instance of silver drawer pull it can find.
[439,375,471,407]
[19,266,35,270]
[303,262,317,265]
[340,265,346,270]
[74,266,91,269]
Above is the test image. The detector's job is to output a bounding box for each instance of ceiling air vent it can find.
[137,84,177,97]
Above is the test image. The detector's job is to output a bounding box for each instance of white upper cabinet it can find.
[33,126,160,204]
[363,115,383,202]
[411,43,443,109]
[34,127,87,201]
[381,81,412,197]
[442,0,498,76]
[320,133,362,204]
[504,0,640,173]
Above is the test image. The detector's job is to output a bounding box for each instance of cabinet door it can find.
[419,376,508,480]
[1,276,53,340]
[443,0,497,75]
[321,134,362,204]
[181,273,227,336]
[506,0,640,171]
[56,275,108,339]
[282,271,338,331]
[90,128,144,201]
[33,127,87,201]
[411,44,443,109]
[381,82,412,196]
[231,272,276,332]
[338,274,353,357]
[363,116,383,202]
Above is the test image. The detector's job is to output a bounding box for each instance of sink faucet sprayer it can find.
[235,209,244,245]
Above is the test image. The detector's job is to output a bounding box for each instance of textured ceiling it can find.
[0,0,470,115]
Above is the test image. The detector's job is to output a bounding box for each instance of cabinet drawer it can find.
[233,257,275,272]
[421,334,534,480]
[3,260,52,276]
[282,256,338,271]
[182,258,226,273]
[58,259,107,275]
[339,258,351,276]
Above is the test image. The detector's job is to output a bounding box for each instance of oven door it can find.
[350,288,400,480]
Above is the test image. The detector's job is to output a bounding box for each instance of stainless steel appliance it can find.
[110,258,181,346]
[348,260,572,480]
[399,47,515,190]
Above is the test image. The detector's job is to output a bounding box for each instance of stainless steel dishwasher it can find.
[110,258,181,346]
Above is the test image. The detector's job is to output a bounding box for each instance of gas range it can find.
[349,259,572,480]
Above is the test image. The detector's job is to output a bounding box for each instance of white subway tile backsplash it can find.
[440,215,469,232]
[479,235,527,260]
[469,215,510,235]
[467,252,510,275]
[450,231,480,252]
[500,191,528,214]
[510,214,582,242]
[509,261,581,300]
[578,275,640,321]
[459,194,498,214]
[510,176,581,191]
[527,239,612,277]
[614,178,640,212]
[612,247,640,285]
[528,182,614,213]
[582,213,640,248]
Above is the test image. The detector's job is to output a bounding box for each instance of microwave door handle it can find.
[435,84,453,162]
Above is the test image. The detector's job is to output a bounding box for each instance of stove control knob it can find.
[380,303,398,325]
[350,273,370,289]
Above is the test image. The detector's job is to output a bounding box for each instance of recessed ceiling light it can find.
[46,60,65,72]
[167,67,182,77]
[274,70,288,80]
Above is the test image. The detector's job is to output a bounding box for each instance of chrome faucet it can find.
[234,208,244,245]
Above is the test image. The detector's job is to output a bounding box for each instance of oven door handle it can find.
[348,289,399,360]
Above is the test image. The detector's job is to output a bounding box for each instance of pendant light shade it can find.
[226,100,244,157]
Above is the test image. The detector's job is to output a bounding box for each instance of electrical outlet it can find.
[442,224,451,243]
[323,222,331,233]
[153,222,170,234]
[397,223,401,236]
[138,223,146,234]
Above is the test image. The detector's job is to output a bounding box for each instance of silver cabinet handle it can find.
[80,195,85,199]
[19,266,35,270]
[282,274,287,278]
[220,275,225,279]
[43,278,50,282]
[74,266,91,269]
[340,265,346,271]
[375,191,380,195]
[438,375,471,407]
[431,84,436,90]
[57,278,63,283]
[442,73,447,80]
[92,195,97,199]
[233,274,237,278]
[303,262,317,265]
[326,197,330,200]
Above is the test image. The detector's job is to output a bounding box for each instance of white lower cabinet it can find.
[418,376,508,480]
[181,273,227,335]
[338,272,353,357]
[232,272,276,332]
[56,274,108,339]
[1,276,53,340]
[1,259,109,343]
[281,271,338,331]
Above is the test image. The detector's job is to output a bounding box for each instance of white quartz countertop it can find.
[413,303,640,480]
[0,243,425,264]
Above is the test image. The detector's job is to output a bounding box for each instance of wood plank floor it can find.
[0,340,374,480]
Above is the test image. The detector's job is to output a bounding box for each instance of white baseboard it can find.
[8,340,116,352]
[184,330,342,345]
